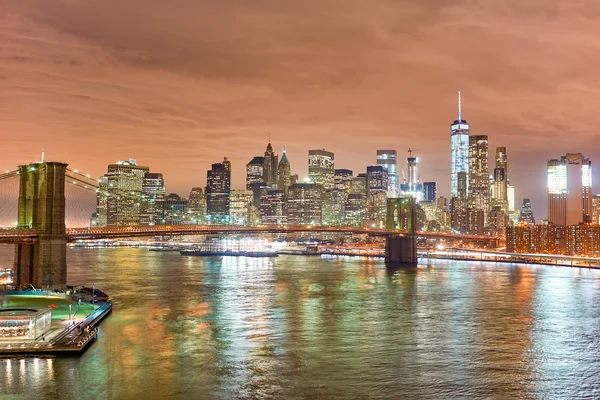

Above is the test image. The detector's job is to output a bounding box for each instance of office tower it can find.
[367,165,389,227]
[92,176,109,227]
[451,171,468,233]
[263,142,278,187]
[308,149,335,189]
[508,183,515,211]
[206,158,231,221]
[468,135,490,217]
[377,150,398,197]
[547,153,592,225]
[140,172,165,226]
[400,150,423,201]
[259,189,286,225]
[334,169,353,192]
[322,189,346,226]
[518,198,535,224]
[277,149,291,195]
[229,190,253,226]
[423,182,437,202]
[98,159,150,227]
[346,175,368,227]
[246,156,265,189]
[286,183,323,226]
[290,174,299,186]
[188,187,206,224]
[162,193,188,225]
[450,90,470,198]
[492,147,508,212]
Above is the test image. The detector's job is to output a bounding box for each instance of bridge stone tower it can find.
[385,197,418,265]
[14,162,68,288]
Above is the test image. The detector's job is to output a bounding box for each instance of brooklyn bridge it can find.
[0,161,499,288]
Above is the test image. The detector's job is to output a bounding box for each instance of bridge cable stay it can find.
[0,172,20,228]
[65,169,101,228]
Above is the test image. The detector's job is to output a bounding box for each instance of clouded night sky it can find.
[2,0,600,219]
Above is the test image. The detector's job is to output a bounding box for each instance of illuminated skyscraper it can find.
[97,159,150,227]
[377,150,398,197]
[450,90,470,197]
[547,153,592,225]
[263,142,278,188]
[468,135,490,219]
[287,183,323,226]
[518,198,535,224]
[492,147,508,213]
[308,149,334,189]
[206,158,231,221]
[400,150,423,200]
[140,172,165,226]
[277,149,291,195]
[423,182,437,202]
[188,187,206,224]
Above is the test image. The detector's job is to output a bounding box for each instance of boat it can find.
[180,249,278,257]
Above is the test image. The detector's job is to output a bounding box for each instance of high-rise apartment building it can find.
[547,153,592,225]
[468,135,490,219]
[277,149,291,195]
[592,194,600,225]
[450,90,470,198]
[308,149,334,189]
[206,158,231,221]
[377,150,398,197]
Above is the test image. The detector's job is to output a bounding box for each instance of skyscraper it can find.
[519,198,535,224]
[468,135,490,219]
[263,142,278,188]
[287,183,323,226]
[277,149,291,195]
[188,187,206,224]
[547,153,592,225]
[308,149,334,189]
[376,150,398,197]
[492,147,508,213]
[400,150,423,200]
[450,90,470,198]
[97,159,150,227]
[140,172,165,226]
[423,182,437,202]
[206,158,231,221]
[246,156,265,189]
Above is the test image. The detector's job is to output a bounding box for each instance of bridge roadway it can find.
[0,225,499,244]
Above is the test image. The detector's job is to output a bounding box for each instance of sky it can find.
[2,0,600,219]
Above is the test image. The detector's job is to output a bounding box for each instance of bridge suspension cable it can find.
[0,169,19,181]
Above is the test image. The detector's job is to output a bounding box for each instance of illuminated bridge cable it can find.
[0,173,20,227]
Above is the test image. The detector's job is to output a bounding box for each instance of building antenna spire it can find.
[458,89,462,121]
[41,148,45,163]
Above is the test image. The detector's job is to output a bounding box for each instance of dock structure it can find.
[0,301,111,355]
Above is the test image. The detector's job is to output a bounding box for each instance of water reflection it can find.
[0,248,600,398]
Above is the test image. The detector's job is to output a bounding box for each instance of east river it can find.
[1,246,600,399]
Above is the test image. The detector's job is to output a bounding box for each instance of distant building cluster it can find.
[89,91,596,258]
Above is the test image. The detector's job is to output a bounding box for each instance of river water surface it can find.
[1,247,600,399]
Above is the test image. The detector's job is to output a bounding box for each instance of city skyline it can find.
[3,1,600,217]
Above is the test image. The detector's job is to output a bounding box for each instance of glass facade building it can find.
[376,150,398,197]
[450,91,470,198]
